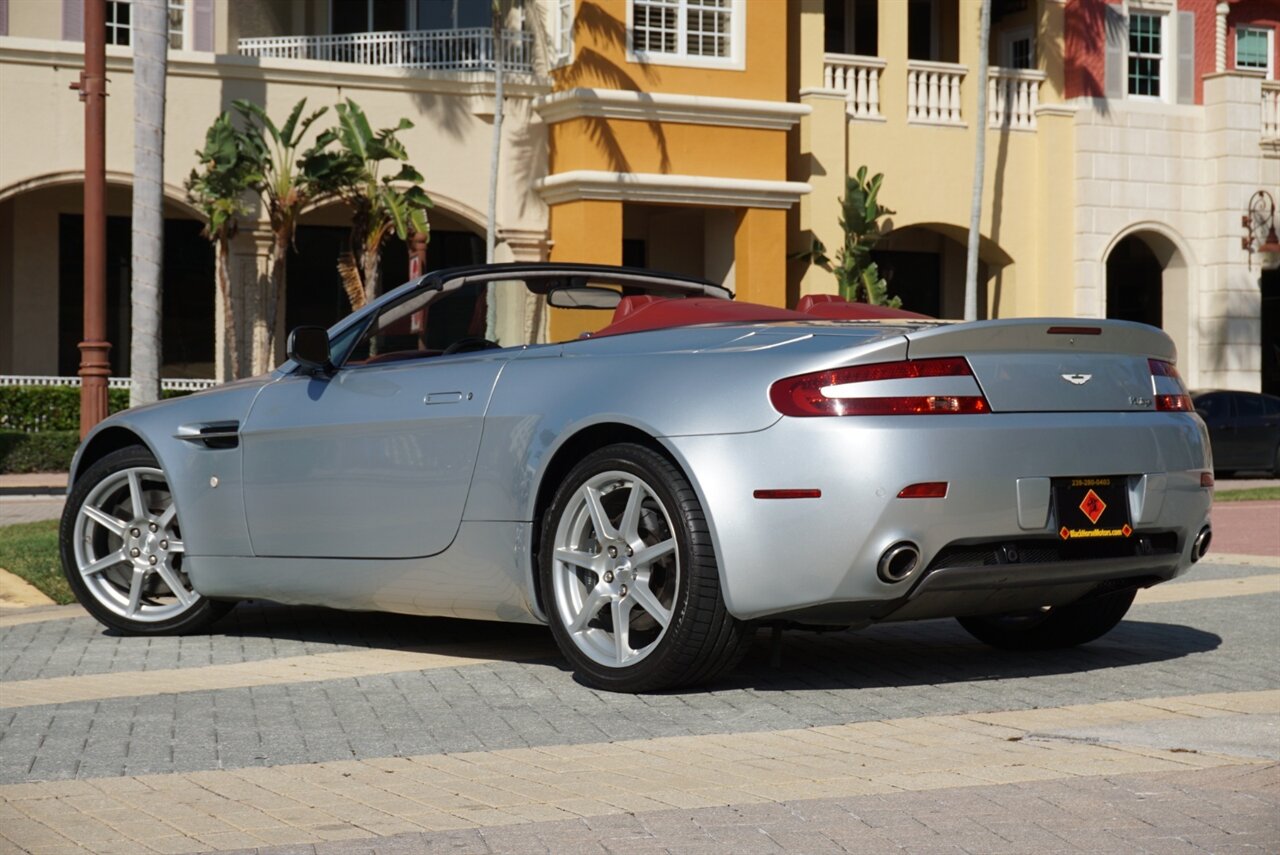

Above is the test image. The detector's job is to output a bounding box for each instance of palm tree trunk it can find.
[217,234,240,379]
[266,231,289,369]
[362,241,381,309]
[964,0,992,322]
[129,0,166,405]
[485,2,507,339]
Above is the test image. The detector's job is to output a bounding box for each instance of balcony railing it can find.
[824,53,886,121]
[907,60,965,126]
[988,67,1046,131]
[237,28,533,73]
[1,375,218,391]
[1264,82,1280,145]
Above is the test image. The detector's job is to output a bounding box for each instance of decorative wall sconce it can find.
[1242,190,1280,271]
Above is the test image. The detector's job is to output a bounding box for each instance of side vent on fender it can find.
[175,421,240,450]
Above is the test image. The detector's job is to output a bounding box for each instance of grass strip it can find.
[1214,487,1280,502]
[0,520,72,604]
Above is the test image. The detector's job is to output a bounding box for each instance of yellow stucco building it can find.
[534,0,808,339]
[2,0,1275,390]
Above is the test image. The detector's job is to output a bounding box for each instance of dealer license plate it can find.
[1052,476,1133,541]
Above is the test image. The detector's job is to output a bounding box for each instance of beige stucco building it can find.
[2,0,1277,394]
[1,0,558,379]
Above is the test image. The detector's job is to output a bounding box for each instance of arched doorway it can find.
[0,178,213,378]
[1104,228,1191,367]
[1105,236,1162,326]
[1262,268,1279,396]
[285,203,485,333]
[871,223,1012,319]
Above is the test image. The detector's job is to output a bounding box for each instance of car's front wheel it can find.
[540,443,752,692]
[60,446,231,634]
[956,587,1137,650]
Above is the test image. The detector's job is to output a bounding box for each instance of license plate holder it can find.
[1052,476,1132,540]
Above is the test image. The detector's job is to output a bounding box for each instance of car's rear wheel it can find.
[956,587,1136,650]
[61,446,231,634]
[540,443,751,692]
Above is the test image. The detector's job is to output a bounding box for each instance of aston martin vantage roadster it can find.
[61,264,1214,691]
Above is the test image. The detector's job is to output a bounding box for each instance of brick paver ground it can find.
[0,548,1275,853]
[223,764,1280,855]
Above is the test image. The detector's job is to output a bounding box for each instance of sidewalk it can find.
[0,472,66,497]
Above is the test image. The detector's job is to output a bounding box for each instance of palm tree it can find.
[233,98,340,370]
[964,0,993,321]
[485,1,525,335]
[185,114,254,379]
[129,0,167,406]
[325,99,433,310]
[793,168,901,307]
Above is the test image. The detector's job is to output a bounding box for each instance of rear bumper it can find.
[663,411,1212,621]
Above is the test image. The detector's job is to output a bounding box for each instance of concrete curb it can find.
[0,567,57,608]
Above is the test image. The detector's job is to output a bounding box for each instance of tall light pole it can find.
[74,0,110,438]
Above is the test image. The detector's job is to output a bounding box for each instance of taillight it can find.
[1149,359,1192,411]
[769,357,990,417]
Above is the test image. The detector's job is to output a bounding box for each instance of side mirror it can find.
[287,326,333,374]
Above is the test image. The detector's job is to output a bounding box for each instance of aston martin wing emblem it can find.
[1061,373,1092,385]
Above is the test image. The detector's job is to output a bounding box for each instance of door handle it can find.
[424,392,465,405]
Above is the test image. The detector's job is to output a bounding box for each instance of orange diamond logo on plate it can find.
[1059,526,1070,540]
[1079,489,1106,524]
[1122,524,1132,537]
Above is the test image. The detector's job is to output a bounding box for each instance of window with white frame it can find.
[1236,26,1274,79]
[554,0,574,66]
[168,0,185,49]
[631,0,739,66]
[105,0,131,46]
[103,1,185,49]
[1127,12,1163,97]
[1001,27,1033,69]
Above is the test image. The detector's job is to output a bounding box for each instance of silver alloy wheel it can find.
[71,465,198,622]
[550,470,680,668]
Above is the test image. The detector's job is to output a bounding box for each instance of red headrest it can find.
[611,295,667,324]
[594,297,811,337]
[795,294,846,312]
[797,294,931,320]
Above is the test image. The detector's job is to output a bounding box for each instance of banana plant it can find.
[795,166,901,308]
[233,98,345,369]
[185,113,254,379]
[323,99,433,310]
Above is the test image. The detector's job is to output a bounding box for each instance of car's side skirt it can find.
[185,521,543,624]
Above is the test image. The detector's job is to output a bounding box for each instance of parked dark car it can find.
[1191,390,1280,476]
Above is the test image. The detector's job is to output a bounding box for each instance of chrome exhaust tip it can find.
[1191,526,1212,563]
[878,542,920,583]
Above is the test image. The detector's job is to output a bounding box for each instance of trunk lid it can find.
[904,319,1178,413]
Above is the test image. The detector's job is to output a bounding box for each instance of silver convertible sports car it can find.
[61,263,1214,691]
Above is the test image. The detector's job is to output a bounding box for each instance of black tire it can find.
[60,445,232,634]
[539,443,752,692]
[956,587,1137,650]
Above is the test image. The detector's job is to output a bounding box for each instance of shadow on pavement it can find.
[190,600,560,659]
[186,601,1220,695]
[726,618,1222,693]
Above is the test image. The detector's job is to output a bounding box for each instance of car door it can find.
[239,355,504,559]
[1232,392,1272,471]
[1195,392,1237,469]
[239,280,506,559]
